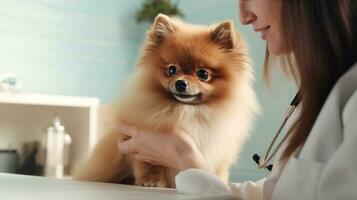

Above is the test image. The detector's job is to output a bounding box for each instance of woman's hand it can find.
[117,121,211,172]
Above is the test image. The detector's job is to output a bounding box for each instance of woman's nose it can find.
[239,1,257,25]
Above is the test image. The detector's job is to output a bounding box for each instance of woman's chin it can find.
[267,42,286,56]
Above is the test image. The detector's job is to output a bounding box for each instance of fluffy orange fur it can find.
[72,14,259,188]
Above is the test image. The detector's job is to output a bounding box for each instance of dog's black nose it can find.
[175,80,188,93]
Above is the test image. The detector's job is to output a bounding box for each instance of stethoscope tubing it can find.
[255,91,301,170]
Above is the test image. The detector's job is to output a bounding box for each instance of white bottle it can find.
[44,116,72,178]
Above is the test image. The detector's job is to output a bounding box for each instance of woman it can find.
[117,0,357,199]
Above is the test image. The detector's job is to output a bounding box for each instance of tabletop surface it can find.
[0,173,236,200]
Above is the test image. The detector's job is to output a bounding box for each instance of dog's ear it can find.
[210,20,236,50]
[150,14,176,44]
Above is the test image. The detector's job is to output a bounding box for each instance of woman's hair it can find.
[265,0,357,159]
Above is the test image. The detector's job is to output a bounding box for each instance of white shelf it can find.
[0,92,99,108]
[0,92,100,175]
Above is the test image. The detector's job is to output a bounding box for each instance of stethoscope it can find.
[252,91,301,171]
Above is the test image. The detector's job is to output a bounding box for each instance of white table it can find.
[0,173,237,200]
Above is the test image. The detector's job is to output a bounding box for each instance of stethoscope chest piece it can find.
[252,91,301,172]
[252,154,273,171]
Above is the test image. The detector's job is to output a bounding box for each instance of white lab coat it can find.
[175,62,357,200]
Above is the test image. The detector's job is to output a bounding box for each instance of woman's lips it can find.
[254,26,271,40]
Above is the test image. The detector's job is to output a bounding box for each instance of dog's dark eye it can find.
[197,69,210,81]
[167,65,176,77]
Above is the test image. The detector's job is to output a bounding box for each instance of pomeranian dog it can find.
[73,14,259,188]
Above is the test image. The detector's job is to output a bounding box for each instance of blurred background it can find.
[0,0,295,182]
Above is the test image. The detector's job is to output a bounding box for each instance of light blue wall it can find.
[0,0,296,182]
[0,0,146,102]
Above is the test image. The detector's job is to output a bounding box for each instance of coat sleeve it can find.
[175,168,265,200]
[317,90,357,200]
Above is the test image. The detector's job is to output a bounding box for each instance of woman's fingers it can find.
[134,154,160,166]
[118,138,137,154]
[134,154,150,162]
[117,121,138,137]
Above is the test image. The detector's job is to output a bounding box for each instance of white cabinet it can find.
[0,92,99,173]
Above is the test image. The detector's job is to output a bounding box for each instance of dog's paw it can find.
[135,174,167,188]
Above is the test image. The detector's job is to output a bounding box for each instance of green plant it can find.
[136,0,184,23]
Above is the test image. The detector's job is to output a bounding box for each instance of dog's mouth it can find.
[172,93,202,104]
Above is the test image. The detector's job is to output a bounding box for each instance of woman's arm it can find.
[117,121,266,199]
